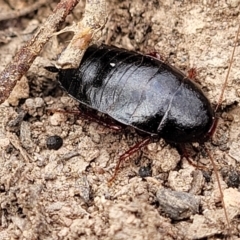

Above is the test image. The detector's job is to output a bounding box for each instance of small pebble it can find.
[156,188,200,220]
[226,170,240,188]
[138,165,152,178]
[46,135,63,150]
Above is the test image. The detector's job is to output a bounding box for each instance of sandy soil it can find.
[0,0,240,239]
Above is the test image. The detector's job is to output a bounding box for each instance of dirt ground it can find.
[0,0,240,239]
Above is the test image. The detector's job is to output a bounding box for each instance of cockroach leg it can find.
[205,145,231,236]
[146,52,164,61]
[108,137,151,184]
[187,67,197,80]
[178,143,207,171]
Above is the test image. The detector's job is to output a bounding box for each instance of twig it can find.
[0,0,50,22]
[0,0,80,105]
[56,0,107,69]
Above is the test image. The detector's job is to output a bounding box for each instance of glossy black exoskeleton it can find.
[53,44,215,143]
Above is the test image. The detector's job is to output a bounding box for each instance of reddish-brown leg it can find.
[146,52,164,61]
[187,67,197,80]
[108,137,151,184]
[178,143,207,170]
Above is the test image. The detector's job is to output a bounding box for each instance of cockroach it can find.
[47,43,220,185]
[46,44,218,182]
[50,44,215,142]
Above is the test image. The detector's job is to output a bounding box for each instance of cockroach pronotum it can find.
[47,25,239,237]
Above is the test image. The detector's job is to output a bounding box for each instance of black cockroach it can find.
[47,43,216,181]
[50,44,215,142]
[46,44,217,175]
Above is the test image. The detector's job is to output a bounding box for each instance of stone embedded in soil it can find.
[156,188,200,220]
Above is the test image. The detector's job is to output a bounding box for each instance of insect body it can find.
[56,44,214,143]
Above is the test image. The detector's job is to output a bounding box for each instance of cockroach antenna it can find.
[207,23,240,239]
[215,24,240,113]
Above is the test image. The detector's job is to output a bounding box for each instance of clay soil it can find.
[0,0,240,239]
